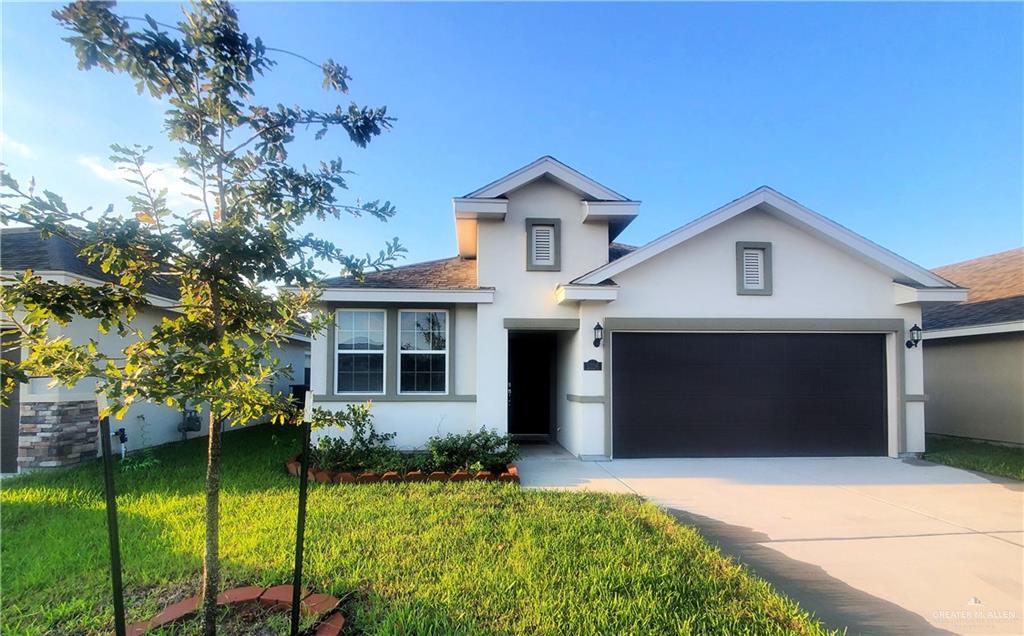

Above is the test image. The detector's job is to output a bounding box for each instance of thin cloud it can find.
[0,132,37,160]
[77,155,202,213]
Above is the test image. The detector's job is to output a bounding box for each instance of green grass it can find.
[2,426,832,635]
[924,434,1024,481]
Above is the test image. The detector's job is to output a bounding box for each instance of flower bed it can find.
[286,457,520,484]
[288,404,521,484]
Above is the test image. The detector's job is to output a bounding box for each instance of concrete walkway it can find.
[517,446,1023,636]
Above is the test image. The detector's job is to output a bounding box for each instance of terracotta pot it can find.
[314,470,333,484]
[380,470,401,483]
[286,461,300,476]
[357,471,380,483]
[474,470,495,481]
[405,470,426,482]
[499,472,517,483]
[428,471,449,481]
[449,469,471,482]
[506,464,519,477]
[334,472,356,484]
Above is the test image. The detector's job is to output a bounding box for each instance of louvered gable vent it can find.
[742,247,765,290]
[531,224,555,266]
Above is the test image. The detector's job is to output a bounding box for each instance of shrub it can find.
[426,428,519,473]
[310,403,404,473]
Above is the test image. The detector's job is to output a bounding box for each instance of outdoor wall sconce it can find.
[593,322,604,348]
[905,323,922,348]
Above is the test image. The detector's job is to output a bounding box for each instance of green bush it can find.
[426,428,519,473]
[310,404,404,473]
[309,404,519,474]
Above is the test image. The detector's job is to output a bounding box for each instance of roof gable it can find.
[573,187,956,289]
[464,156,631,202]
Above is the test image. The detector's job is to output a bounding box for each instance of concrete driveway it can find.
[518,447,1023,635]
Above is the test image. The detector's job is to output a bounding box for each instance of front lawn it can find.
[924,434,1024,481]
[2,426,831,635]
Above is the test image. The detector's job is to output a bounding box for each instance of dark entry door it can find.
[612,332,887,458]
[508,332,557,439]
[1,329,21,473]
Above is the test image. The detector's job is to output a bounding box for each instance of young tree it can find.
[0,1,402,633]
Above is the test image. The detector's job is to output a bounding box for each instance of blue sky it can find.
[2,2,1021,271]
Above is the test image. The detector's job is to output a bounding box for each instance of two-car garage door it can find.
[611,332,888,458]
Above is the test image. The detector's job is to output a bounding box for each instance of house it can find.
[0,228,311,473]
[922,248,1024,445]
[308,156,967,459]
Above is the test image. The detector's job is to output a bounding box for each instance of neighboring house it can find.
[308,156,967,459]
[922,248,1024,445]
[0,228,310,473]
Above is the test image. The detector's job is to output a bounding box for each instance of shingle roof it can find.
[931,248,1024,303]
[922,295,1024,330]
[923,248,1024,330]
[0,227,179,300]
[322,256,480,289]
[608,242,636,262]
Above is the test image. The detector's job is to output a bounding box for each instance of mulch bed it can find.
[127,585,344,636]
[285,457,520,485]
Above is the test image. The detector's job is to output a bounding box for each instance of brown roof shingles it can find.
[322,256,480,289]
[924,248,1024,330]
[932,248,1024,303]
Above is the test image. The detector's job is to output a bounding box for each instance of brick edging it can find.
[124,585,345,636]
[285,457,520,484]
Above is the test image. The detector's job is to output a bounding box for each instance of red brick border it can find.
[124,585,344,635]
[283,457,520,485]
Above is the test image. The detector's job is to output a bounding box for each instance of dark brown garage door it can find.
[611,332,887,458]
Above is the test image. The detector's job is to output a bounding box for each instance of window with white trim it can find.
[736,241,773,295]
[336,309,385,394]
[398,310,448,393]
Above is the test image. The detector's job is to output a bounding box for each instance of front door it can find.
[507,332,557,440]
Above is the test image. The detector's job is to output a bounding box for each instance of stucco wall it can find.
[310,303,479,448]
[313,402,478,449]
[924,333,1024,445]
[17,305,309,456]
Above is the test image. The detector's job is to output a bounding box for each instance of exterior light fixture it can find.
[906,323,923,349]
[593,322,604,348]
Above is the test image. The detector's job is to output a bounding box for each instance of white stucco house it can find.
[0,228,311,473]
[310,157,968,459]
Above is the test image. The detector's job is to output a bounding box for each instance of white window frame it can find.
[335,308,387,395]
[397,308,449,395]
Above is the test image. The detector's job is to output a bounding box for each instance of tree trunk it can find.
[199,414,224,636]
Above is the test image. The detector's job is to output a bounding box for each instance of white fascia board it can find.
[466,156,629,201]
[581,200,641,222]
[758,189,954,288]
[575,186,957,289]
[574,189,769,284]
[452,197,507,220]
[1,269,179,310]
[923,321,1024,340]
[318,287,494,304]
[893,282,969,305]
[555,284,619,305]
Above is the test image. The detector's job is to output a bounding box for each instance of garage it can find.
[611,332,888,458]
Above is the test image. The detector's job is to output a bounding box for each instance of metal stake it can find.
[290,391,314,636]
[98,396,127,636]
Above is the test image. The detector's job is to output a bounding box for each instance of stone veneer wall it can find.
[18,400,99,470]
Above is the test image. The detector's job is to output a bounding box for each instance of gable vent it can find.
[742,248,765,290]
[531,225,555,266]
